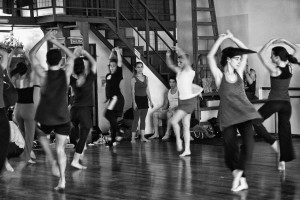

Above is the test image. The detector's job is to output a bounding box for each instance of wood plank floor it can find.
[1,138,300,200]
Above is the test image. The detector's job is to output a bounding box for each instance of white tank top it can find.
[176,69,195,100]
[168,89,178,109]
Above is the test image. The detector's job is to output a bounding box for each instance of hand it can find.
[45,30,57,41]
[73,46,83,57]
[149,101,154,108]
[226,30,234,38]
[133,102,137,110]
[166,50,171,57]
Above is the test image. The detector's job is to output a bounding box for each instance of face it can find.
[109,62,117,74]
[169,79,177,89]
[177,57,185,69]
[135,63,143,74]
[271,51,278,64]
[227,55,241,69]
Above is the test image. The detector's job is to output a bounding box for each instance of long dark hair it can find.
[133,61,143,76]
[272,46,300,65]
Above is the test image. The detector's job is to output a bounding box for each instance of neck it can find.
[278,60,289,67]
[49,65,60,70]
[224,65,234,74]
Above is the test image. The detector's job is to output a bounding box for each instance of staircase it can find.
[191,0,219,91]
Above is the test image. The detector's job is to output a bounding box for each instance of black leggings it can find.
[223,120,255,175]
[0,108,10,171]
[105,110,121,143]
[253,100,295,162]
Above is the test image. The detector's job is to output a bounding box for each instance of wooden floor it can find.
[1,137,300,200]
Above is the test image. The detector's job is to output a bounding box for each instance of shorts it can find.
[135,96,148,109]
[177,97,197,114]
[37,122,70,136]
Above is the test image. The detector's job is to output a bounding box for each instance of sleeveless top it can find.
[268,64,292,102]
[35,69,69,125]
[105,67,123,100]
[70,73,97,107]
[218,72,262,131]
[134,75,147,96]
[168,89,179,109]
[0,67,4,108]
[16,87,34,104]
[176,69,195,100]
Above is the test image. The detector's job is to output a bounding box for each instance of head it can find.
[10,62,27,77]
[270,46,300,65]
[169,76,177,89]
[108,58,118,74]
[74,57,85,75]
[135,62,144,74]
[177,54,190,69]
[46,49,62,67]
[221,47,256,69]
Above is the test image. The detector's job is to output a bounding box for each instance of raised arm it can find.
[258,39,278,76]
[114,47,123,67]
[207,34,227,88]
[166,50,180,73]
[0,48,9,70]
[81,49,97,74]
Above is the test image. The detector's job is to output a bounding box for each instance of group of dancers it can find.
[0,29,298,192]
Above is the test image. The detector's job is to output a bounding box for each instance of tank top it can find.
[218,72,261,131]
[105,67,123,100]
[16,87,34,104]
[168,89,179,109]
[0,67,4,108]
[176,69,195,100]
[268,64,292,102]
[134,75,147,96]
[35,69,69,125]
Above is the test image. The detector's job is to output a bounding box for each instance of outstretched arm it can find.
[258,39,278,76]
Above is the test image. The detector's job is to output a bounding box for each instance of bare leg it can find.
[54,134,68,190]
[150,111,160,139]
[170,110,186,152]
[162,111,173,140]
[71,152,87,170]
[131,132,137,143]
[179,114,191,157]
[38,135,59,177]
[140,130,150,142]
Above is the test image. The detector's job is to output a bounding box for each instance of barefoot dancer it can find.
[70,49,97,169]
[207,30,261,192]
[30,30,80,191]
[165,46,202,157]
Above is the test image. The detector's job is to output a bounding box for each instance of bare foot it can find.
[5,161,14,172]
[27,159,36,164]
[176,139,183,152]
[278,161,285,171]
[141,138,150,142]
[162,134,170,141]
[30,151,36,160]
[231,177,248,192]
[71,161,87,170]
[131,139,136,144]
[231,169,243,191]
[179,151,191,157]
[54,179,66,192]
[51,161,60,177]
[149,134,159,139]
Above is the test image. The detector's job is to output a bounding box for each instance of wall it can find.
[177,0,300,134]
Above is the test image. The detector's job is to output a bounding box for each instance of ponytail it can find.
[287,54,300,65]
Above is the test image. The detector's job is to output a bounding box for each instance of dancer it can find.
[104,47,125,147]
[0,48,10,173]
[253,38,299,171]
[70,49,97,169]
[30,30,80,191]
[131,61,153,143]
[207,30,261,192]
[7,49,40,164]
[165,46,202,157]
[150,77,178,140]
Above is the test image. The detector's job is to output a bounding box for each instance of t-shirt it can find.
[70,72,97,107]
[176,69,195,100]
[105,67,123,100]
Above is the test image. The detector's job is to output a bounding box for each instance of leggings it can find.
[13,103,35,162]
[253,100,295,162]
[132,109,148,131]
[0,108,10,171]
[223,120,254,175]
[71,106,93,154]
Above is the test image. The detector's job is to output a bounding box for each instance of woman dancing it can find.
[165,46,202,157]
[70,49,97,169]
[253,38,299,171]
[104,47,125,147]
[131,61,153,143]
[8,49,40,164]
[207,30,261,192]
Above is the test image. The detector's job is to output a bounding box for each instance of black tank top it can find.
[16,87,34,104]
